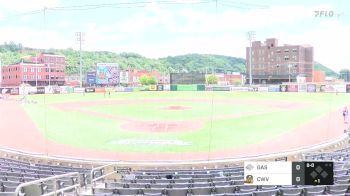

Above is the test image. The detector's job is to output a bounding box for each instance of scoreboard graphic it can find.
[244,161,333,185]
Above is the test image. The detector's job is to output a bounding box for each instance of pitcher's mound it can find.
[162,105,192,110]
[121,121,203,133]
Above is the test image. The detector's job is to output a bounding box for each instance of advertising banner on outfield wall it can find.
[230,86,247,92]
[95,88,106,93]
[74,88,85,93]
[163,85,171,91]
[45,86,55,94]
[60,86,68,94]
[280,85,287,92]
[347,84,350,93]
[287,85,298,92]
[258,86,269,92]
[320,85,335,93]
[157,85,164,91]
[85,87,95,93]
[298,84,307,92]
[124,87,133,92]
[212,86,230,91]
[333,85,346,93]
[36,87,45,94]
[1,87,19,95]
[149,85,157,91]
[268,85,280,92]
[307,84,316,92]
[115,87,125,92]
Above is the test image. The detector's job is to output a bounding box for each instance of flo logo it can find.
[314,10,343,18]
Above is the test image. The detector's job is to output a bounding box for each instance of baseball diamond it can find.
[0,91,348,161]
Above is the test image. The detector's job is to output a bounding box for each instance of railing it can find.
[91,163,118,186]
[14,172,81,196]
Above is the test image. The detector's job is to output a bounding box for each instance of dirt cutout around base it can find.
[161,105,192,110]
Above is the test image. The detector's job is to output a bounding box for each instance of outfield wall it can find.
[1,83,350,95]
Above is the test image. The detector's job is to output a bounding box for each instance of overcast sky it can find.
[0,0,349,71]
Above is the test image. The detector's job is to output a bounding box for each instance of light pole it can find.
[247,31,255,86]
[75,32,84,88]
[288,64,292,83]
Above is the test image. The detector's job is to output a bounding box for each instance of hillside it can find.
[0,42,336,77]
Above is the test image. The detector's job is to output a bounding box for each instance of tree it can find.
[140,75,148,85]
[207,75,218,84]
[147,76,157,85]
[339,69,350,82]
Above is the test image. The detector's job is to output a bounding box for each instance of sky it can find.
[0,0,349,71]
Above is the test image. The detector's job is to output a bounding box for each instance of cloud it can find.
[0,0,60,12]
[0,1,347,71]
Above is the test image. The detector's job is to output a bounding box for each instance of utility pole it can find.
[75,32,84,88]
[247,31,255,86]
[35,57,38,87]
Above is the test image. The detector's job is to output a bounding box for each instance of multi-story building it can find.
[1,53,66,86]
[246,38,314,84]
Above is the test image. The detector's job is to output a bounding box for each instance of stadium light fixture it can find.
[247,31,255,86]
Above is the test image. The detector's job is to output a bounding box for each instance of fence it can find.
[1,83,349,96]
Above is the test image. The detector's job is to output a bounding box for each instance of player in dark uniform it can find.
[343,107,348,124]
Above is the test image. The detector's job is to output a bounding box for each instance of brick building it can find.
[246,38,314,84]
[128,69,163,86]
[1,53,66,86]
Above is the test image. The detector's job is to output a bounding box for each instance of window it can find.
[292,55,297,60]
[46,75,49,79]
[31,75,35,79]
[24,75,27,80]
[276,50,281,53]
[38,75,42,79]
[292,48,297,52]
[31,67,34,72]
[284,49,289,53]
[38,68,42,72]
[24,67,27,72]
[284,56,289,61]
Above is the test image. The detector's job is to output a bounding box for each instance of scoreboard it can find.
[244,161,334,185]
[170,73,206,84]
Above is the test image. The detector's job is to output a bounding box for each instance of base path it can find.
[0,98,348,162]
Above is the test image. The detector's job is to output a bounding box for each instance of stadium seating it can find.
[2,144,350,195]
[0,157,90,195]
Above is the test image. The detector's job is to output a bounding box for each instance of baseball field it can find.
[1,91,349,161]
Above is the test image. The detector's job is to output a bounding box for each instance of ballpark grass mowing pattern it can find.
[22,91,349,153]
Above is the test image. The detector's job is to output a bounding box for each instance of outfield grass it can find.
[22,91,349,153]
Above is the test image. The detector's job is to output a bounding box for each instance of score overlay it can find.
[244,161,333,185]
